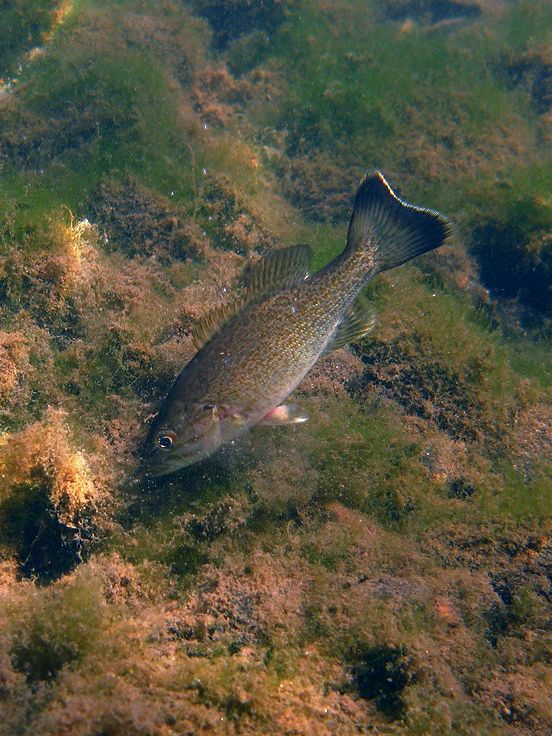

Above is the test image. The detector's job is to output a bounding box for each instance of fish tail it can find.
[346,172,452,272]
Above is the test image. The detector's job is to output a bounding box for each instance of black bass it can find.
[143,172,451,476]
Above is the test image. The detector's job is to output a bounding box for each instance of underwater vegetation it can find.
[0,1,551,735]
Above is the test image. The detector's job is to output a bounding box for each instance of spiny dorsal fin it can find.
[324,294,376,354]
[192,244,312,351]
[244,244,312,298]
[192,297,247,350]
[347,171,452,272]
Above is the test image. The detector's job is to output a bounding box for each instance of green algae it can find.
[0,0,57,79]
[7,569,104,685]
[0,1,207,224]
[261,0,550,226]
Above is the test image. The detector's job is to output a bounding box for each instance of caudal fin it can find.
[346,172,452,272]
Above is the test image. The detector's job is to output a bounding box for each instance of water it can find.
[0,2,550,734]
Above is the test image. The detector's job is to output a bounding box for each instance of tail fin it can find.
[346,172,452,272]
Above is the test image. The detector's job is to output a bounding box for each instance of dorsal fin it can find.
[243,244,312,298]
[192,245,312,351]
[324,294,376,354]
[192,298,247,350]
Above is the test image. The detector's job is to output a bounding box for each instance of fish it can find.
[142,172,452,476]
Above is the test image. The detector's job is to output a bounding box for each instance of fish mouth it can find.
[140,445,209,478]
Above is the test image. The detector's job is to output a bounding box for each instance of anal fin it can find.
[325,294,376,353]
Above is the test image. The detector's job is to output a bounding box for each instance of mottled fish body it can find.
[143,173,452,476]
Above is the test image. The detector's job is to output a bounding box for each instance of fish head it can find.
[142,402,246,476]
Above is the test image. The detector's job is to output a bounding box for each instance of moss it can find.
[0,483,86,582]
[360,269,546,445]
[0,215,101,351]
[118,489,253,591]
[503,44,552,115]
[79,327,158,406]
[295,397,433,529]
[381,1,482,25]
[185,495,250,543]
[251,0,552,298]
[276,152,357,224]
[357,334,494,442]
[256,0,552,340]
[158,543,208,579]
[269,2,538,195]
[226,30,273,75]
[195,174,275,254]
[0,326,55,432]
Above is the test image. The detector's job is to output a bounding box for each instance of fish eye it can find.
[157,431,176,449]
[202,403,216,412]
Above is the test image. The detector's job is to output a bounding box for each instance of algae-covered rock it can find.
[190,0,291,50]
[87,177,192,260]
[0,408,108,581]
[470,197,552,332]
[0,0,57,79]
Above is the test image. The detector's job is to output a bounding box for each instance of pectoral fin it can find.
[258,404,308,426]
